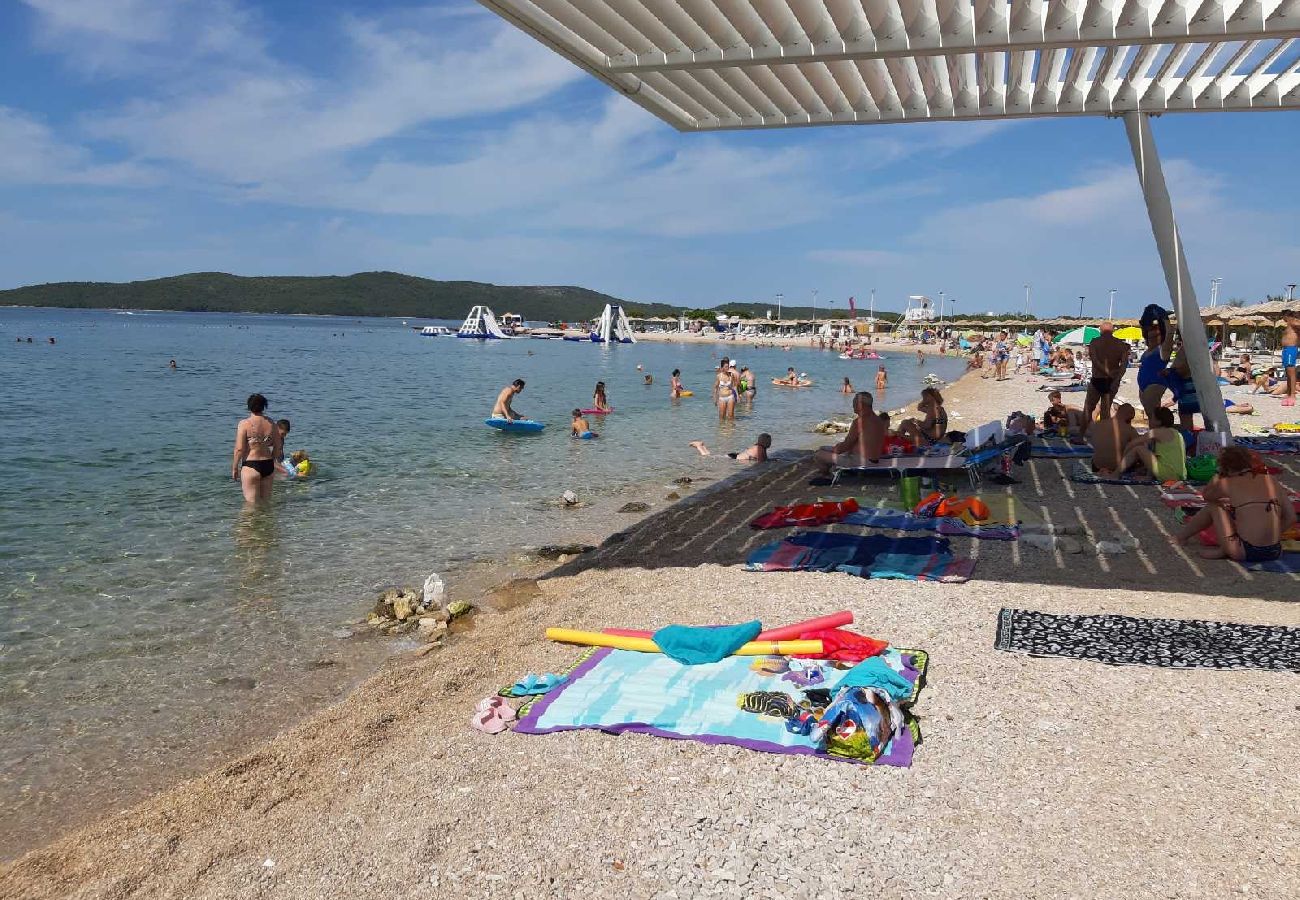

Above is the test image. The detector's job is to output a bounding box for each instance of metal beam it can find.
[1123,111,1231,436]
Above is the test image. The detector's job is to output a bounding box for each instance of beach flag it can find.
[848,296,857,319]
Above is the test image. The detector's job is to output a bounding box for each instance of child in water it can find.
[592,381,611,412]
[571,410,595,438]
[289,450,313,476]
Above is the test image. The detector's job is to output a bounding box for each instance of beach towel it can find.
[746,532,976,583]
[787,628,889,663]
[838,507,1017,540]
[994,608,1300,672]
[514,646,929,766]
[652,621,762,665]
[1244,552,1300,574]
[1233,436,1300,455]
[833,656,915,701]
[750,499,859,529]
[1070,462,1158,485]
[1031,436,1094,458]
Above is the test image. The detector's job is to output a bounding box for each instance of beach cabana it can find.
[481,0,1300,435]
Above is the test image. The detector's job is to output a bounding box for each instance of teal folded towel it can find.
[652,621,763,665]
[835,656,913,702]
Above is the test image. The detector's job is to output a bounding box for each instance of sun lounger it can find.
[831,444,1006,490]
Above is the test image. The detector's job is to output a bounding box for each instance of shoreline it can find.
[5,359,1300,896]
[0,352,964,864]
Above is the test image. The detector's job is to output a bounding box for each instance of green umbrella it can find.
[1054,326,1100,345]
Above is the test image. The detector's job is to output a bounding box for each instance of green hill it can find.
[0,272,686,322]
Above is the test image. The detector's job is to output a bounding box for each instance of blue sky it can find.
[1,0,1297,317]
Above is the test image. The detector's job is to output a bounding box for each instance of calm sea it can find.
[0,306,966,855]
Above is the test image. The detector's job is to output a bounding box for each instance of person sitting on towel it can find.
[814,392,885,472]
[1042,390,1088,436]
[1174,446,1294,562]
[877,412,915,455]
[1087,403,1139,476]
[1119,407,1186,482]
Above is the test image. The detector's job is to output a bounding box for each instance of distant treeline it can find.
[0,272,685,322]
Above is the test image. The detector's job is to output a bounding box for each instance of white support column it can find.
[1123,111,1231,436]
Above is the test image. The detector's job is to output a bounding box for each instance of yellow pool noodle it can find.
[544,628,822,657]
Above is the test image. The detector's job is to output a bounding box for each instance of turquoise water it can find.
[0,307,965,853]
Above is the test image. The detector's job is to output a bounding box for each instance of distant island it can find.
[0,271,903,324]
[0,272,689,323]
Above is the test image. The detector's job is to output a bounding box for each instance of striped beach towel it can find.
[746,532,976,582]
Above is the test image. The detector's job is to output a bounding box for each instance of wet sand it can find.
[4,361,1299,899]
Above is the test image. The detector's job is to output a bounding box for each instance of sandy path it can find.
[5,363,1299,899]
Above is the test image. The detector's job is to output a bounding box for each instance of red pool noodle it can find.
[601,611,853,642]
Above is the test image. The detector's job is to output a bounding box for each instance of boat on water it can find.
[419,325,454,337]
[499,312,525,335]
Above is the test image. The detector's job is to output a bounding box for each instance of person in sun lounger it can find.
[814,392,886,472]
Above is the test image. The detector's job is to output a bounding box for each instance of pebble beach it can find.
[3,344,1299,899]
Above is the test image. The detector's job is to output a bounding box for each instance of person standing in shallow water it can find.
[232,393,282,504]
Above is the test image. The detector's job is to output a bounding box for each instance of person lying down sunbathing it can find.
[690,433,771,461]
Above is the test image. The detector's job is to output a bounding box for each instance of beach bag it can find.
[935,497,990,522]
[1186,454,1218,483]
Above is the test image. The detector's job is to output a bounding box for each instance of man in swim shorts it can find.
[814,392,886,473]
[493,379,526,421]
[1281,313,1299,406]
[1083,322,1130,423]
[1087,403,1139,475]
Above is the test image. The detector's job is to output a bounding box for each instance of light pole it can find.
[811,289,817,323]
[1024,283,1031,316]
[1288,284,1297,303]
[1209,277,1221,307]
[1078,295,1085,318]
[775,293,783,323]
[1108,288,1116,320]
[938,290,945,330]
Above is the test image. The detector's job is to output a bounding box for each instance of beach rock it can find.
[392,594,415,621]
[417,617,448,638]
[672,477,693,486]
[665,492,681,501]
[619,502,651,513]
[813,420,851,435]
[536,543,596,560]
[562,490,579,506]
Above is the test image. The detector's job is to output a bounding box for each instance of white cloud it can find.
[0,106,152,186]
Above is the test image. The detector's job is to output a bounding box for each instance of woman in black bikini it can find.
[1175,446,1296,562]
[898,388,949,447]
[232,393,283,503]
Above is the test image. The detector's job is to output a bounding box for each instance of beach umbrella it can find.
[1113,326,1143,340]
[1053,325,1101,345]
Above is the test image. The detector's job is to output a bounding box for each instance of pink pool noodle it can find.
[601,611,853,642]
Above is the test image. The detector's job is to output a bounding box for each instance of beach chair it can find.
[830,444,1005,491]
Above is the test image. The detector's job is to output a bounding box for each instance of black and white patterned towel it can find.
[994,608,1300,672]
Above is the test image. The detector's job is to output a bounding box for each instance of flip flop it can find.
[510,673,566,696]
[475,696,517,721]
[470,707,509,734]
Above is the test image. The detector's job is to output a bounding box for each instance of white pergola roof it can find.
[480,0,1300,130]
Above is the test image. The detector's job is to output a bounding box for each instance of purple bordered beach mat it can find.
[514,647,929,766]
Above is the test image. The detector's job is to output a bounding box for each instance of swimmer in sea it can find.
[739,366,755,404]
[775,367,798,386]
[643,373,653,385]
[875,365,887,392]
[916,348,925,365]
[714,361,737,420]
[492,379,526,422]
[288,450,313,476]
[841,377,853,394]
[168,359,177,369]
[592,381,611,412]
[671,368,684,398]
[232,393,283,503]
[571,409,595,438]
